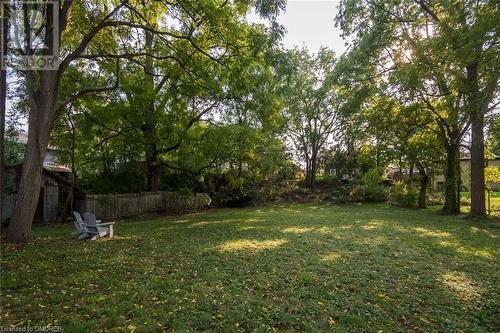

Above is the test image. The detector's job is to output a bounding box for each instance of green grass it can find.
[461,191,500,216]
[461,191,500,199]
[1,203,499,332]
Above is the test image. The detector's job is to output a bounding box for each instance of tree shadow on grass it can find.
[1,203,499,332]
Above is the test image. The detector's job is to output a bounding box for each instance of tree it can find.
[280,48,341,188]
[6,0,286,243]
[337,0,499,215]
[0,1,9,226]
[68,10,279,190]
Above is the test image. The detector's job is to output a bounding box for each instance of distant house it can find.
[432,157,500,191]
[2,133,73,223]
[322,166,359,180]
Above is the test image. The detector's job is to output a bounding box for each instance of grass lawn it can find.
[1,203,499,332]
[461,192,500,216]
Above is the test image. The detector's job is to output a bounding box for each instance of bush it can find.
[316,175,343,188]
[195,193,212,208]
[362,168,385,186]
[163,188,195,212]
[427,191,444,206]
[364,184,389,202]
[178,187,194,206]
[213,186,256,207]
[390,183,419,208]
[460,197,471,207]
[348,184,388,202]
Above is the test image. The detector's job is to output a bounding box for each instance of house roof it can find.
[7,132,71,173]
[43,164,72,173]
[6,162,72,173]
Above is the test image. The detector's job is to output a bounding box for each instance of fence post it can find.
[114,193,118,219]
[194,193,197,213]
[139,192,143,213]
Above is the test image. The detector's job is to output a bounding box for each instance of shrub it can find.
[390,183,418,208]
[364,184,389,202]
[195,193,212,208]
[214,186,255,207]
[460,197,471,207]
[316,175,343,188]
[362,168,385,186]
[212,175,258,207]
[178,187,194,206]
[348,184,388,202]
[164,188,195,212]
[427,191,444,206]
[347,185,365,202]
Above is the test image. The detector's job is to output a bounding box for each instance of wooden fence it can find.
[74,191,211,220]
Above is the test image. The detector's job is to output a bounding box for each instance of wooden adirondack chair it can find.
[82,212,115,240]
[72,211,89,239]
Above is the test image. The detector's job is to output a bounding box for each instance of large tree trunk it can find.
[143,29,160,192]
[443,143,461,214]
[7,102,54,242]
[310,150,318,188]
[408,163,414,184]
[417,164,428,209]
[146,166,159,191]
[0,1,9,229]
[59,111,77,222]
[469,108,486,217]
[5,1,121,242]
[466,61,487,218]
[304,154,311,188]
[145,144,160,191]
[304,150,317,189]
[7,65,58,242]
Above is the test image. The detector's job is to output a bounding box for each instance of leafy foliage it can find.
[390,183,419,209]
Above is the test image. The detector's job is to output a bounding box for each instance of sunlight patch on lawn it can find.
[335,225,353,230]
[281,227,315,234]
[436,240,495,259]
[240,226,265,231]
[321,252,341,262]
[413,227,451,239]
[217,239,287,252]
[362,221,382,230]
[440,271,484,302]
[189,220,229,228]
[470,226,497,238]
[317,226,334,234]
[243,218,264,223]
[172,219,190,224]
[190,220,219,227]
[108,235,144,241]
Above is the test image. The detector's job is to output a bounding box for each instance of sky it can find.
[247,0,348,56]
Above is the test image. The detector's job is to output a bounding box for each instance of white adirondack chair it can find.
[82,212,115,240]
[72,211,89,239]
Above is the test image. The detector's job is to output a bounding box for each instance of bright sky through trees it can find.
[248,0,347,56]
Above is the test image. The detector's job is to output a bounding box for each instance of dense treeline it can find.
[2,0,499,242]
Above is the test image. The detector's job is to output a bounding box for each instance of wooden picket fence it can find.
[74,191,211,220]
